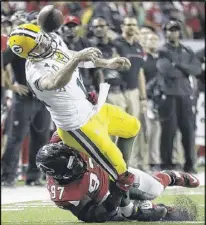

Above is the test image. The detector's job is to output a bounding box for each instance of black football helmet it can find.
[36,143,87,182]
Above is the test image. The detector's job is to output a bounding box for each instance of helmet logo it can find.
[11,45,23,54]
[67,156,75,169]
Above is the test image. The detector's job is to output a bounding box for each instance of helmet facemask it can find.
[28,31,57,60]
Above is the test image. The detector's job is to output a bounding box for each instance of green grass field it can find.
[2,186,205,225]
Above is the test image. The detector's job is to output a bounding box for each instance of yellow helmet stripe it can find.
[10,29,38,39]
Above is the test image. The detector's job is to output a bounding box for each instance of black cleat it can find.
[128,200,167,221]
[158,204,194,221]
[1,179,16,187]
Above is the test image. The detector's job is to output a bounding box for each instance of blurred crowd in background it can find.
[1,1,205,187]
[1,1,205,39]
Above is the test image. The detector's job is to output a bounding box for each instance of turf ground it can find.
[2,185,205,225]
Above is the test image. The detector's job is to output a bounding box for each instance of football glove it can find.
[87,91,98,105]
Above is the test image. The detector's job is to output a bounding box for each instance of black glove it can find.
[78,198,118,223]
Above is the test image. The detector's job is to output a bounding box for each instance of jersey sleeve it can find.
[26,61,55,91]
[47,175,89,202]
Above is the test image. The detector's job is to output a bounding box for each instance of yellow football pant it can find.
[57,103,141,181]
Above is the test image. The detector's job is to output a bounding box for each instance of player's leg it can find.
[154,170,200,188]
[128,167,166,200]
[106,103,141,164]
[57,104,134,190]
[58,123,125,181]
[128,167,200,201]
[1,97,31,185]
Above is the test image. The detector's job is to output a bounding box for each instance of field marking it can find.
[1,171,205,205]
[2,208,24,211]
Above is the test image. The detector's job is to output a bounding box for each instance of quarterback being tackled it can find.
[9,6,138,206]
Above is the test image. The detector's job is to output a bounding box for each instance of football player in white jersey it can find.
[8,23,140,200]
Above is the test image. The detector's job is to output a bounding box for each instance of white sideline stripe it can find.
[1,186,50,204]
[2,208,24,211]
[1,172,205,204]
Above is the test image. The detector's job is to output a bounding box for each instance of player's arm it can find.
[37,48,102,91]
[138,68,147,101]
[94,57,131,70]
[37,56,80,90]
[75,48,131,71]
[78,199,119,223]
[55,195,118,223]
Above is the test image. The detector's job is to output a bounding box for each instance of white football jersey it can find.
[26,33,105,130]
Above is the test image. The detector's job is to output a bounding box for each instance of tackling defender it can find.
[9,23,139,202]
[36,132,200,223]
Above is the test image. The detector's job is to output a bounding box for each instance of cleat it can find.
[162,170,200,188]
[1,179,16,187]
[129,200,167,221]
[157,204,194,221]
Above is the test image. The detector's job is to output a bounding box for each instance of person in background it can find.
[112,16,148,170]
[144,30,184,172]
[143,2,164,38]
[1,11,51,187]
[58,15,96,93]
[139,25,156,52]
[156,20,201,173]
[89,17,124,108]
[182,2,204,39]
[88,17,125,143]
[143,32,161,172]
[195,48,205,166]
[1,14,26,159]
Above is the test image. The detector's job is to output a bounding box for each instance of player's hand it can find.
[107,57,131,70]
[87,91,98,105]
[76,47,102,64]
[50,131,62,143]
[11,82,29,96]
